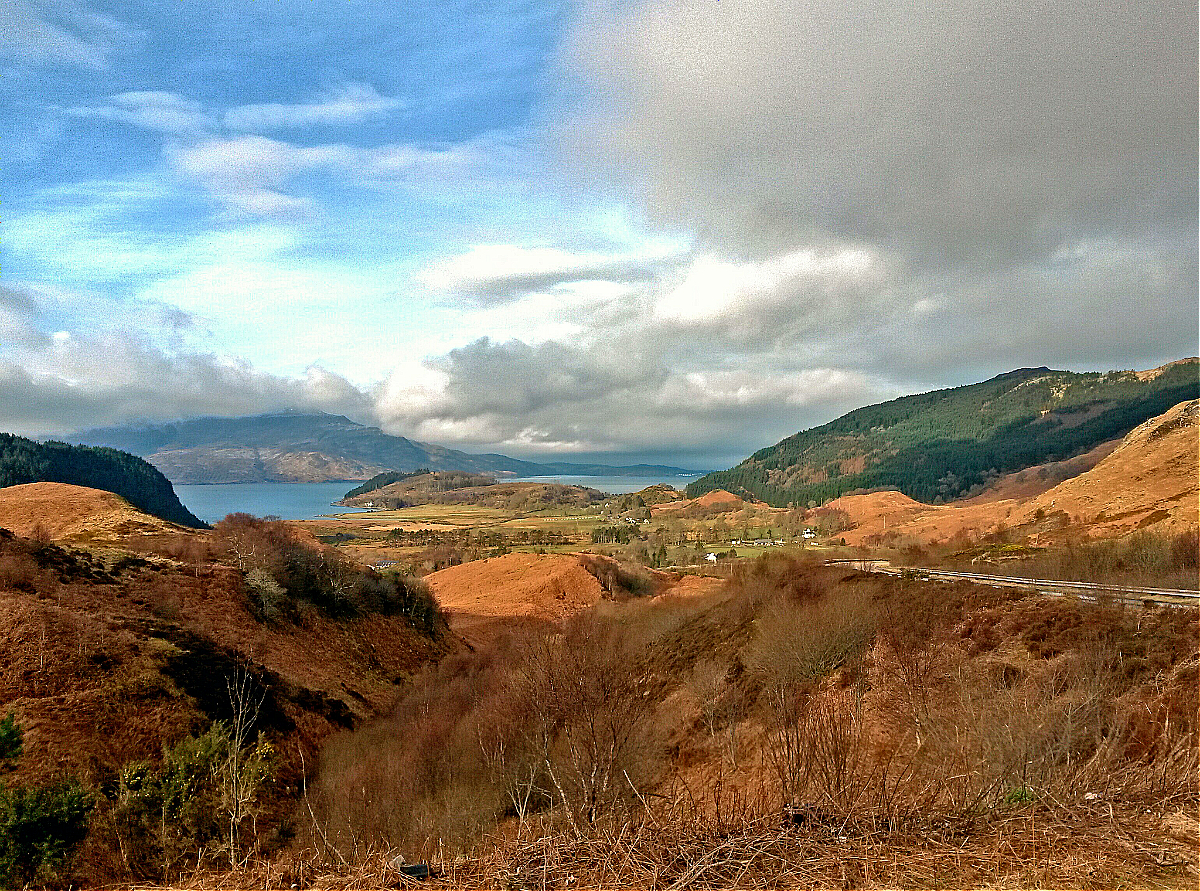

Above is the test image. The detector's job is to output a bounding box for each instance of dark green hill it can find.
[687,359,1199,507]
[0,433,206,528]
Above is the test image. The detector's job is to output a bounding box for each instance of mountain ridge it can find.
[687,359,1199,508]
[72,412,697,484]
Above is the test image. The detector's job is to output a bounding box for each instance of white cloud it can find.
[166,133,508,217]
[223,82,406,131]
[419,243,678,301]
[67,91,209,134]
[62,82,404,141]
[0,286,372,436]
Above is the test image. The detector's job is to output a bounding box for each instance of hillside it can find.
[0,516,449,885]
[0,433,204,527]
[1024,397,1199,537]
[832,399,1199,548]
[340,470,606,511]
[425,552,605,647]
[314,556,1198,889]
[0,482,180,542]
[74,412,696,484]
[688,359,1198,507]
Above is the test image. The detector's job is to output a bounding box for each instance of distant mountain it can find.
[529,462,700,478]
[0,433,205,527]
[72,412,696,484]
[687,359,1199,508]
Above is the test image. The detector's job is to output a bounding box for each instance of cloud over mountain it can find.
[0,1,1193,468]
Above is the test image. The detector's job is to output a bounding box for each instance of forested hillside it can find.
[688,360,1199,507]
[0,434,205,527]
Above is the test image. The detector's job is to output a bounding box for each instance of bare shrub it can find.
[996,530,1200,590]
[744,583,876,692]
[745,582,877,813]
[310,630,545,859]
[0,550,40,592]
[300,563,1197,886]
[519,614,660,825]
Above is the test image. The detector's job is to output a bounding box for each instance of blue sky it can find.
[1,0,1195,468]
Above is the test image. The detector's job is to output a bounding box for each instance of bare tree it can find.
[218,664,271,867]
[519,618,658,824]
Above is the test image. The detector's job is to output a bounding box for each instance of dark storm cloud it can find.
[564,0,1196,270]
[375,332,891,459]
[535,0,1198,424]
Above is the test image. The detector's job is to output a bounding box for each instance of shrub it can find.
[0,713,21,765]
[578,554,658,599]
[0,778,95,886]
[113,722,274,881]
[245,567,289,622]
[216,514,444,633]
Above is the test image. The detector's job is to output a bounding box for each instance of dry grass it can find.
[187,798,1198,890]
[0,481,180,543]
[294,556,1197,889]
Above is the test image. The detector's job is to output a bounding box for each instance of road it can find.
[824,559,1200,608]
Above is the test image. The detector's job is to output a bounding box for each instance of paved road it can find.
[824,559,1200,607]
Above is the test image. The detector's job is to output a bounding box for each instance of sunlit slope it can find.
[689,359,1198,507]
[0,482,178,542]
[0,433,204,527]
[830,399,1199,546]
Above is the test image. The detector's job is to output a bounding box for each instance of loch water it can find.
[175,474,706,524]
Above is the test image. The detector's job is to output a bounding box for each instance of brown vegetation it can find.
[303,555,1197,888]
[424,553,605,648]
[0,519,448,885]
[3,408,1197,888]
[0,481,181,543]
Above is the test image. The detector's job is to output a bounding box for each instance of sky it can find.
[1,0,1195,470]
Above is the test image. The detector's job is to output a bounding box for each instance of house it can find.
[705,553,718,563]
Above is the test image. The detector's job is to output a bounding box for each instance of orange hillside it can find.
[829,400,1199,547]
[425,552,604,647]
[0,481,179,542]
[653,488,744,514]
[1021,398,1199,537]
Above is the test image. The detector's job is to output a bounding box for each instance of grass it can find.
[10,517,1195,888]
[296,555,1196,889]
[196,781,1199,890]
